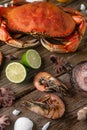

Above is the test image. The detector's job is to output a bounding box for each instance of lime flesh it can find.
[5,62,27,83]
[21,49,41,69]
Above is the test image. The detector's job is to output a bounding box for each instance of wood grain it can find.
[0,0,87,130]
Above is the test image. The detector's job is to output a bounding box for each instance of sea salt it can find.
[80,4,86,11]
[77,107,87,121]
[12,109,21,116]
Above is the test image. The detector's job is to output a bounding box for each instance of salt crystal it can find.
[4,3,8,7]
[77,109,87,120]
[12,109,21,116]
[80,4,86,11]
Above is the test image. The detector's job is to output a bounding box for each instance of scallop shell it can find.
[14,117,33,130]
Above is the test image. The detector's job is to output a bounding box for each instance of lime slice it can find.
[5,62,27,83]
[21,49,41,69]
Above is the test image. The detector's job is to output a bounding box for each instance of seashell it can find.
[14,117,33,130]
[42,122,50,130]
[77,107,87,121]
[83,107,87,112]
[77,109,87,120]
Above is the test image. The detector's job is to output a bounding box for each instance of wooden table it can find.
[0,0,87,130]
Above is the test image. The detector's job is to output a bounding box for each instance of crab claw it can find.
[0,16,39,48]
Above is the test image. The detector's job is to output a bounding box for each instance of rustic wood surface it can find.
[0,0,87,130]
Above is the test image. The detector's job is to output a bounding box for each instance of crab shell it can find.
[0,2,86,52]
[7,2,75,37]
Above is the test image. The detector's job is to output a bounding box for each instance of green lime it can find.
[5,62,27,83]
[21,49,41,69]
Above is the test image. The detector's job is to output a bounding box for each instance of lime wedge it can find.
[21,49,41,69]
[5,62,27,83]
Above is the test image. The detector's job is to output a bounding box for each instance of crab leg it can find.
[72,16,87,36]
[62,6,87,35]
[0,6,39,48]
[41,38,67,53]
[65,16,86,51]
[41,9,87,53]
[0,20,12,42]
[0,22,24,47]
[41,32,80,53]
[0,15,39,48]
[0,7,21,46]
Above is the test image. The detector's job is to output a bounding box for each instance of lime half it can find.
[5,62,27,83]
[21,49,41,69]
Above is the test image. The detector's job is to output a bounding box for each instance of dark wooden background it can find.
[0,0,87,130]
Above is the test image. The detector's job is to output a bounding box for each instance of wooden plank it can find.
[0,29,87,100]
[1,73,87,130]
[0,0,87,130]
[1,44,87,99]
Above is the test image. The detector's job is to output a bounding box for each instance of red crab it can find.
[0,1,87,53]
